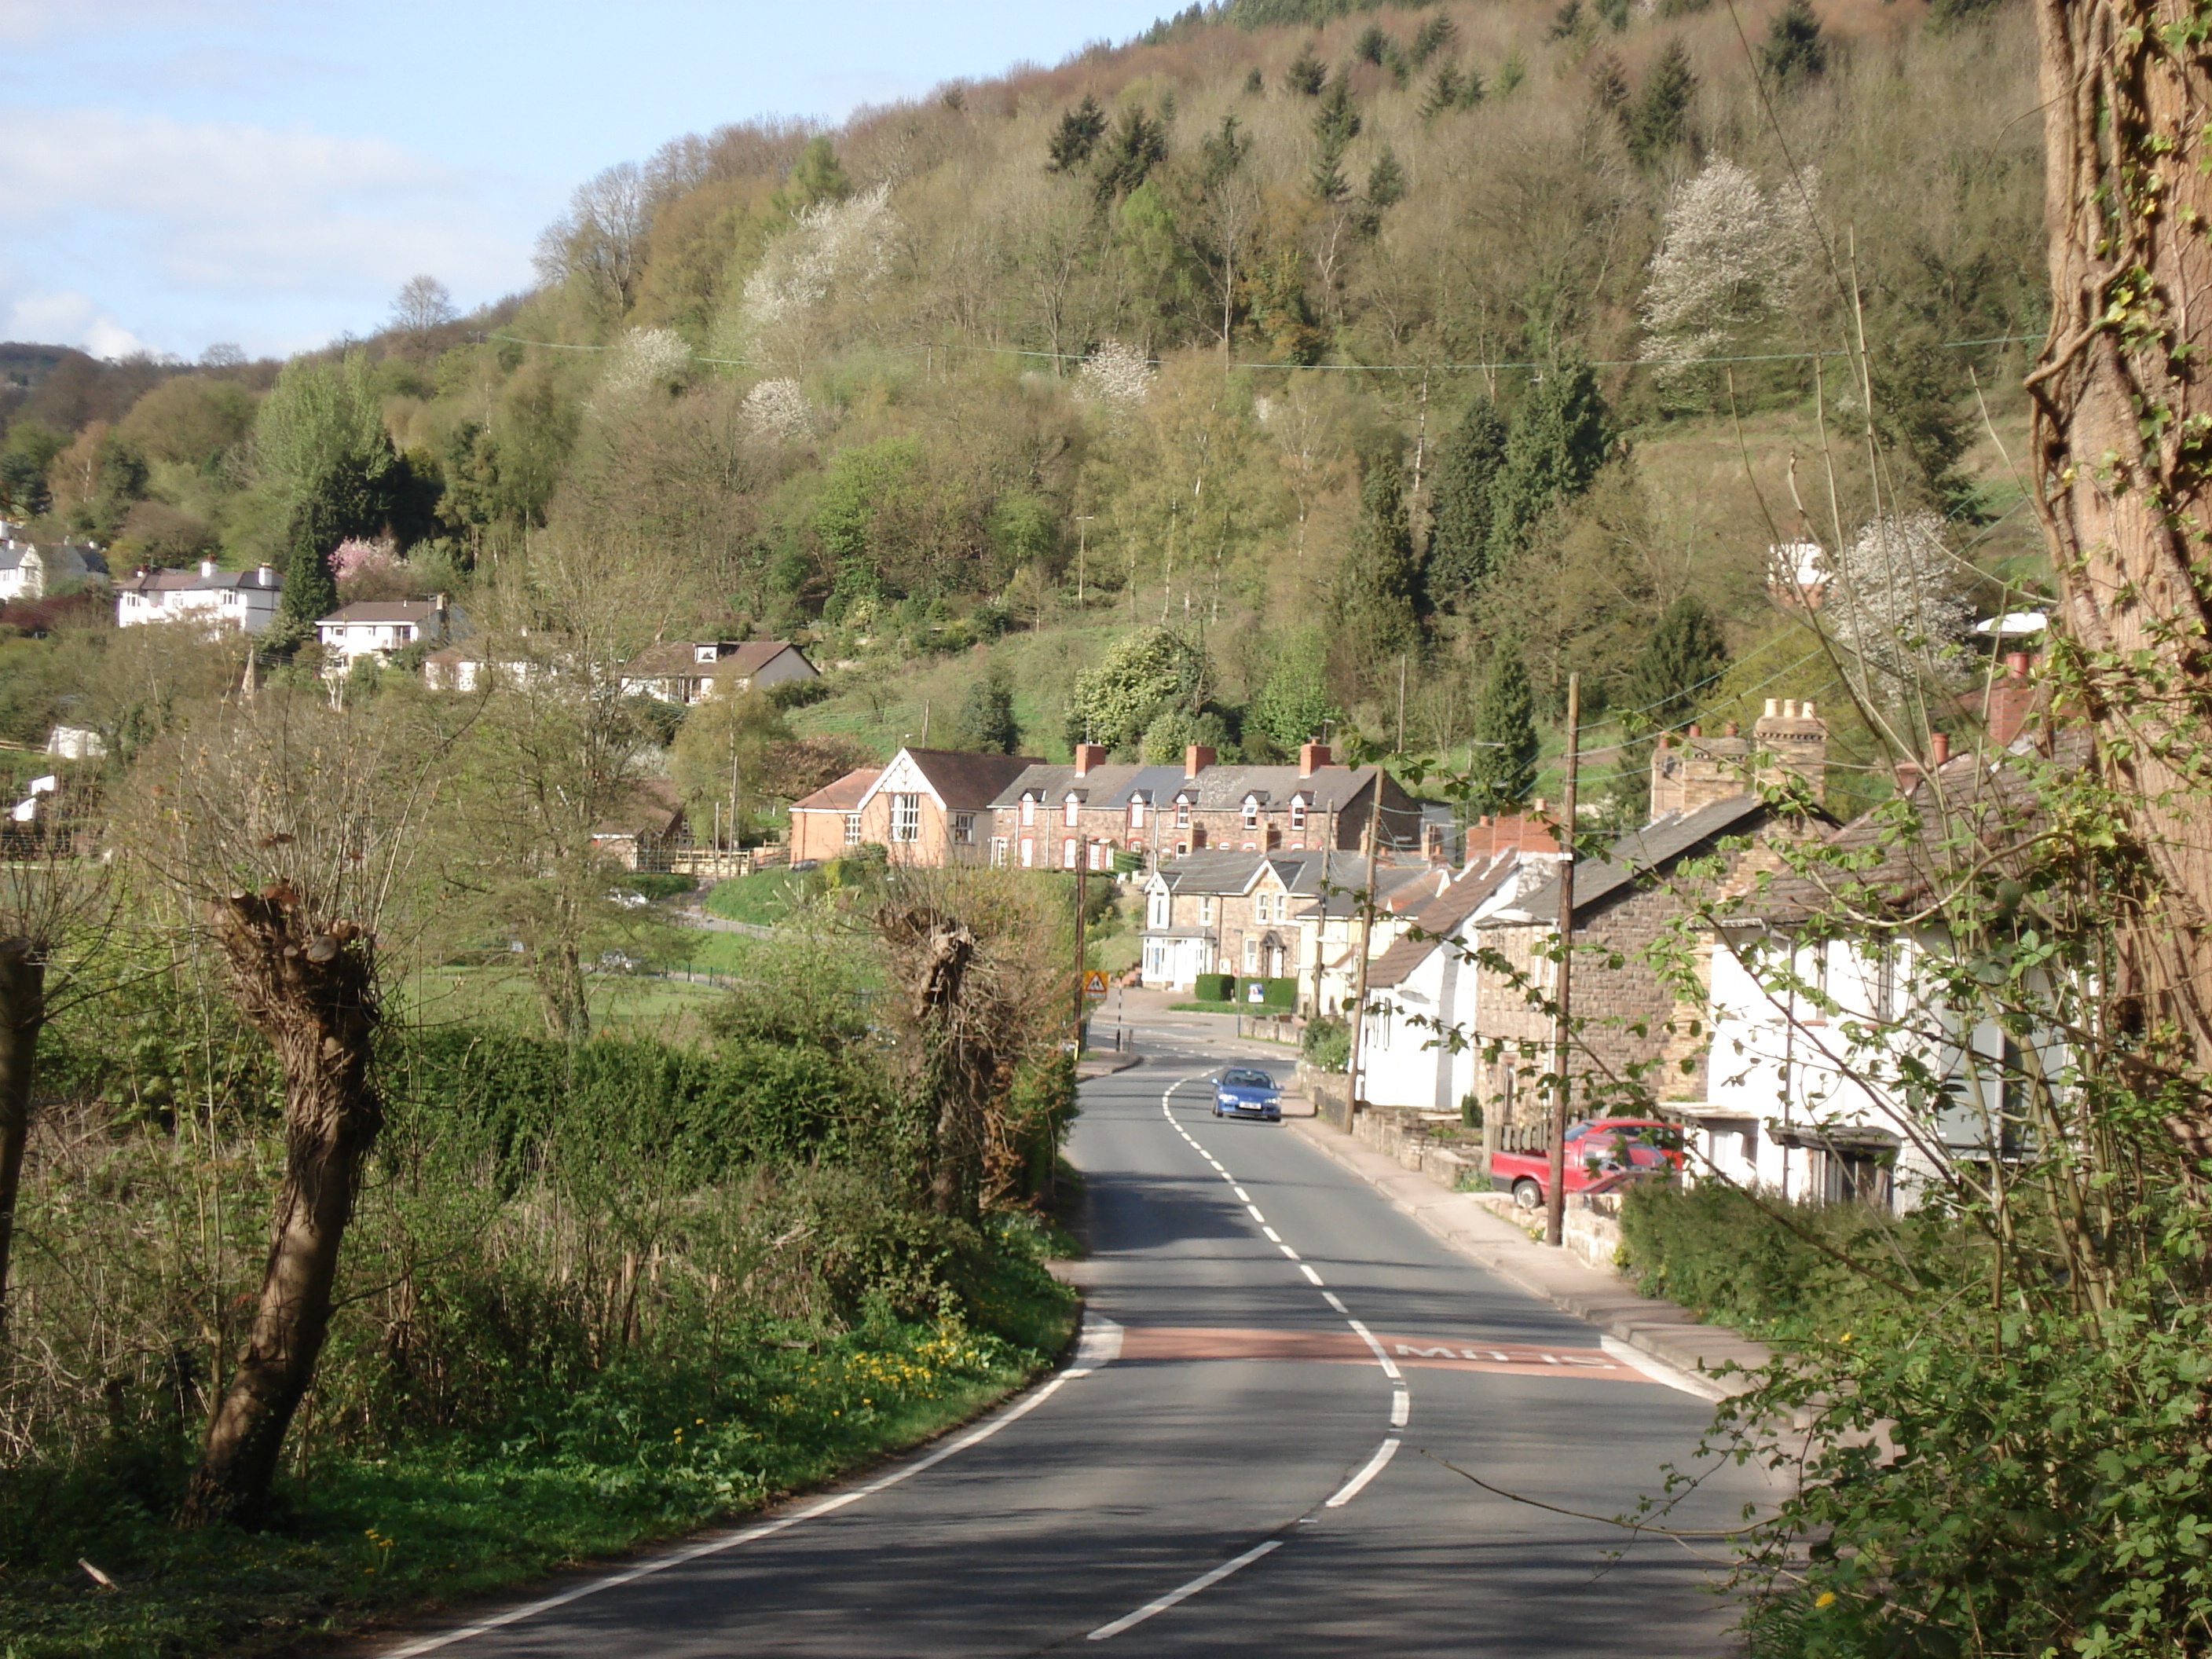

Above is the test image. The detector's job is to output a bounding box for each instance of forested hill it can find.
[1,0,2048,808]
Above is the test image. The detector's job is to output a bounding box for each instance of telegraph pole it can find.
[1546,673,1580,1250]
[1073,840,1089,1051]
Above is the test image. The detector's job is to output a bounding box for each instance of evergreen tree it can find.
[1547,0,1586,40]
[1419,60,1466,120]
[1093,104,1169,201]
[1365,148,1406,212]
[954,668,1021,754]
[1354,23,1391,64]
[1485,361,1612,572]
[1459,64,1487,108]
[1047,95,1108,173]
[782,137,851,208]
[1310,73,1362,202]
[1286,43,1328,95]
[1334,450,1423,656]
[1243,64,1265,96]
[1627,41,1697,164]
[1621,595,1730,734]
[1410,13,1458,65]
[1589,51,1632,126]
[1468,648,1540,814]
[1250,634,1339,753]
[1761,0,1828,86]
[1426,396,1508,610]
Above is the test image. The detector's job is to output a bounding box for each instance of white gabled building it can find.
[0,529,108,602]
[116,560,281,632]
[316,598,454,666]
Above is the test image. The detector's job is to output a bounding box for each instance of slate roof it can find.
[988,761,1188,810]
[789,767,878,814]
[1365,858,1525,989]
[594,778,685,840]
[1753,727,2091,925]
[1294,861,1448,918]
[1166,763,1380,812]
[119,565,279,592]
[317,601,445,624]
[1505,793,1782,921]
[621,639,812,681]
[885,749,1044,810]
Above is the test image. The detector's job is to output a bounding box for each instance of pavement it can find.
[357,1016,1778,1658]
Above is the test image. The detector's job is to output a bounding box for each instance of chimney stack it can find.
[1985,652,2034,749]
[1752,698,1830,806]
[1073,742,1106,775]
[1184,743,1215,778]
[1298,741,1332,778]
[1650,721,1760,819]
[200,558,218,579]
[255,564,276,587]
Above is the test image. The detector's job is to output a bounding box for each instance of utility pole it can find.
[1545,672,1580,1251]
[1344,769,1390,1109]
[1075,515,1095,608]
[1073,840,1090,1052]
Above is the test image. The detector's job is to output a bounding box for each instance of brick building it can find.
[989,741,1421,873]
[786,766,879,864]
[845,748,1041,867]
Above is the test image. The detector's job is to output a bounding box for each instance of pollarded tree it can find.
[1621,594,1730,734]
[1426,396,1508,610]
[1468,647,1541,815]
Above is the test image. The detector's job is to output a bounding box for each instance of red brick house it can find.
[787,766,878,864]
[847,748,1042,867]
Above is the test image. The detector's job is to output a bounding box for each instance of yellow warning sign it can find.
[1083,970,1109,999]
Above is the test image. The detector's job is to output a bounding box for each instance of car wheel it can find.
[1512,1178,1544,1211]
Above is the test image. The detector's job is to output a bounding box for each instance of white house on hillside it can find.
[116,561,280,632]
[316,598,455,666]
[618,639,817,703]
[0,529,109,601]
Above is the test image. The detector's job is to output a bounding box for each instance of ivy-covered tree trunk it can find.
[178,885,382,1528]
[0,938,45,1343]
[2030,0,2212,1133]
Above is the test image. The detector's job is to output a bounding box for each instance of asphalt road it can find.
[380,1023,1769,1657]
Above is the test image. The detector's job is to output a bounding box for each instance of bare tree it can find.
[0,779,115,1344]
[389,274,457,342]
[534,161,654,316]
[130,694,438,1527]
[2031,0,2212,1119]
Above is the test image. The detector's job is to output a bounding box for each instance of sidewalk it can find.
[1288,1115,1771,1401]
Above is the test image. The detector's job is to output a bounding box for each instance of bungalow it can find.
[316,598,453,666]
[618,639,817,704]
[115,560,280,632]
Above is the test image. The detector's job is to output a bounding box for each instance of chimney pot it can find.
[1764,698,1780,718]
[200,558,218,578]
[1803,699,1816,719]
[1930,731,1951,766]
[1687,723,1701,738]
[2006,652,2030,682]
[1723,722,1740,738]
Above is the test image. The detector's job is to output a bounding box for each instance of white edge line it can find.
[1599,1335,1730,1401]
[1324,1436,1402,1508]
[1390,1388,1410,1428]
[1086,1538,1285,1641]
[379,1367,1091,1657]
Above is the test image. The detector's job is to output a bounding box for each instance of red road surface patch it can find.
[1119,1327,1661,1384]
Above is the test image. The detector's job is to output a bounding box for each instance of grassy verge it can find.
[0,1222,1076,1659]
[701,869,807,926]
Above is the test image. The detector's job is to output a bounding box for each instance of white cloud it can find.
[0,285,152,359]
[0,108,533,302]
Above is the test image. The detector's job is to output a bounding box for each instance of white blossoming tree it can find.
[742,376,818,441]
[1074,339,1154,429]
[1823,509,1975,702]
[596,326,693,402]
[1639,158,1820,384]
[738,182,899,366]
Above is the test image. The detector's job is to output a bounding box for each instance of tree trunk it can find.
[2031,0,2212,1134]
[0,937,46,1345]
[178,886,382,1529]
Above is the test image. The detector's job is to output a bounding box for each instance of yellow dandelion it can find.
[1815,1591,1836,1608]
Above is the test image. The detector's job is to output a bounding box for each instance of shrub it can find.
[1194,972,1234,1004]
[1302,1013,1350,1071]
[1258,976,1298,1009]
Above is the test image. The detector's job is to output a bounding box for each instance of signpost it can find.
[1083,970,1108,1001]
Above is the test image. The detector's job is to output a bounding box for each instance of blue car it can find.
[1213,1068,1282,1122]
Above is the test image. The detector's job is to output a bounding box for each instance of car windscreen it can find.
[1221,1070,1273,1087]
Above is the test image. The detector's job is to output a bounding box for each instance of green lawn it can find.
[702,868,808,926]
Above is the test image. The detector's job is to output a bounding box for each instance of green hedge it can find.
[1258,976,1298,1008]
[1195,972,1234,1003]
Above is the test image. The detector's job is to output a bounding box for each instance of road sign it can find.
[1083,970,1109,1000]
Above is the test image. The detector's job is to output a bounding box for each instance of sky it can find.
[0,0,1170,363]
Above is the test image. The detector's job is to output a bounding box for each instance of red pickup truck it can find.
[1490,1118,1686,1210]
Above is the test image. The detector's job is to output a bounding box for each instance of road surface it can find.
[377,1020,1768,1657]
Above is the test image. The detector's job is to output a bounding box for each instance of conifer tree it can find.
[1621,594,1730,734]
[1589,51,1632,126]
[1286,43,1327,95]
[1355,23,1391,65]
[1760,0,1827,86]
[1419,61,1466,120]
[1468,647,1540,814]
[1093,104,1169,202]
[1410,13,1458,65]
[1047,95,1108,173]
[1310,72,1362,202]
[1485,361,1612,572]
[1364,148,1406,212]
[954,667,1021,754]
[1627,41,1697,164]
[1334,451,1422,657]
[1426,397,1507,610]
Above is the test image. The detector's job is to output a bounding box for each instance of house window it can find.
[1130,800,1146,830]
[1089,840,1105,870]
[1064,796,1080,827]
[1020,837,1035,867]
[1062,837,1079,869]
[1020,797,1036,827]
[1243,936,1258,972]
[991,837,1009,866]
[1176,800,1191,829]
[1199,897,1215,926]
[842,813,862,844]
[891,793,921,843]
[1149,892,1169,928]
[1242,799,1260,830]
[1291,798,1308,831]
[951,812,976,844]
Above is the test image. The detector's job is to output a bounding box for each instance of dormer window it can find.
[1064,795,1080,827]
[1020,796,1036,827]
[1176,799,1191,830]
[1242,797,1260,830]
[1290,796,1308,830]
[694,644,718,664]
[1129,799,1146,830]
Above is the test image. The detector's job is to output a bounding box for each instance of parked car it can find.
[1489,1118,1684,1209]
[1213,1068,1282,1122]
[607,888,652,910]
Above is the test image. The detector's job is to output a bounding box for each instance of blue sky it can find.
[0,1,1169,361]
